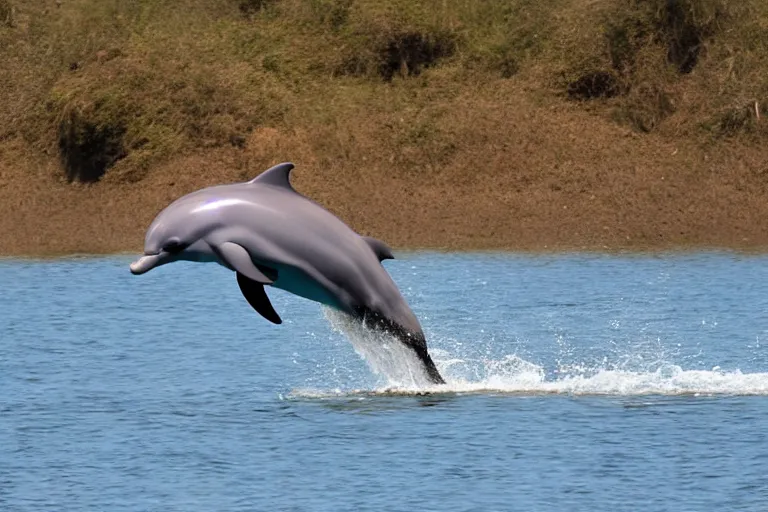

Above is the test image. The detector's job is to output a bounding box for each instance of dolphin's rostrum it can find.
[130,162,445,385]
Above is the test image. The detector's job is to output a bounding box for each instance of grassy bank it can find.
[1,0,768,254]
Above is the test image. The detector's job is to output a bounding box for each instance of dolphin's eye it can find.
[162,239,185,253]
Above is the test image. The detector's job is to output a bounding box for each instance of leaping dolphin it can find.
[129,162,445,385]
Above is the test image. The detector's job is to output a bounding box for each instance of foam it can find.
[304,307,768,398]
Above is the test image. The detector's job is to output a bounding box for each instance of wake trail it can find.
[437,356,768,396]
[300,310,768,398]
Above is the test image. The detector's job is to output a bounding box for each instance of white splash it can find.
[300,314,768,397]
[322,307,440,390]
[440,356,768,396]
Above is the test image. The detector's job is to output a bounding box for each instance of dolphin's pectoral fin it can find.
[361,236,394,262]
[236,272,282,324]
[213,242,274,284]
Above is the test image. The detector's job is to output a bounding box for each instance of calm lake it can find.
[2,252,767,511]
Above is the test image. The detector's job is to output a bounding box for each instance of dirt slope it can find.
[1,0,767,255]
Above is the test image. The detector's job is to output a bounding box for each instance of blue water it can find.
[2,252,768,510]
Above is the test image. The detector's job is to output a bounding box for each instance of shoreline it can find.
[4,106,768,259]
[6,245,768,260]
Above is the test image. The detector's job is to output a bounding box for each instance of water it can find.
[2,252,768,510]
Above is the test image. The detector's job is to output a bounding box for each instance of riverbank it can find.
[3,116,768,256]
[1,0,767,256]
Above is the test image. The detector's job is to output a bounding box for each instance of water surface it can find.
[2,253,767,510]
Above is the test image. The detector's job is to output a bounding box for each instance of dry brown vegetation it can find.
[1,0,768,255]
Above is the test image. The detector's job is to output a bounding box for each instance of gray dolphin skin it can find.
[130,162,445,385]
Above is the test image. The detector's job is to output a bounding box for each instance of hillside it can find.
[1,0,768,255]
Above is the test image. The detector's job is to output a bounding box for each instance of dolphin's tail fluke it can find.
[355,307,445,385]
[405,335,445,385]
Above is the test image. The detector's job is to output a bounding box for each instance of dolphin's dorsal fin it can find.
[362,236,394,262]
[249,162,296,191]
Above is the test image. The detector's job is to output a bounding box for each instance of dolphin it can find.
[129,162,445,385]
